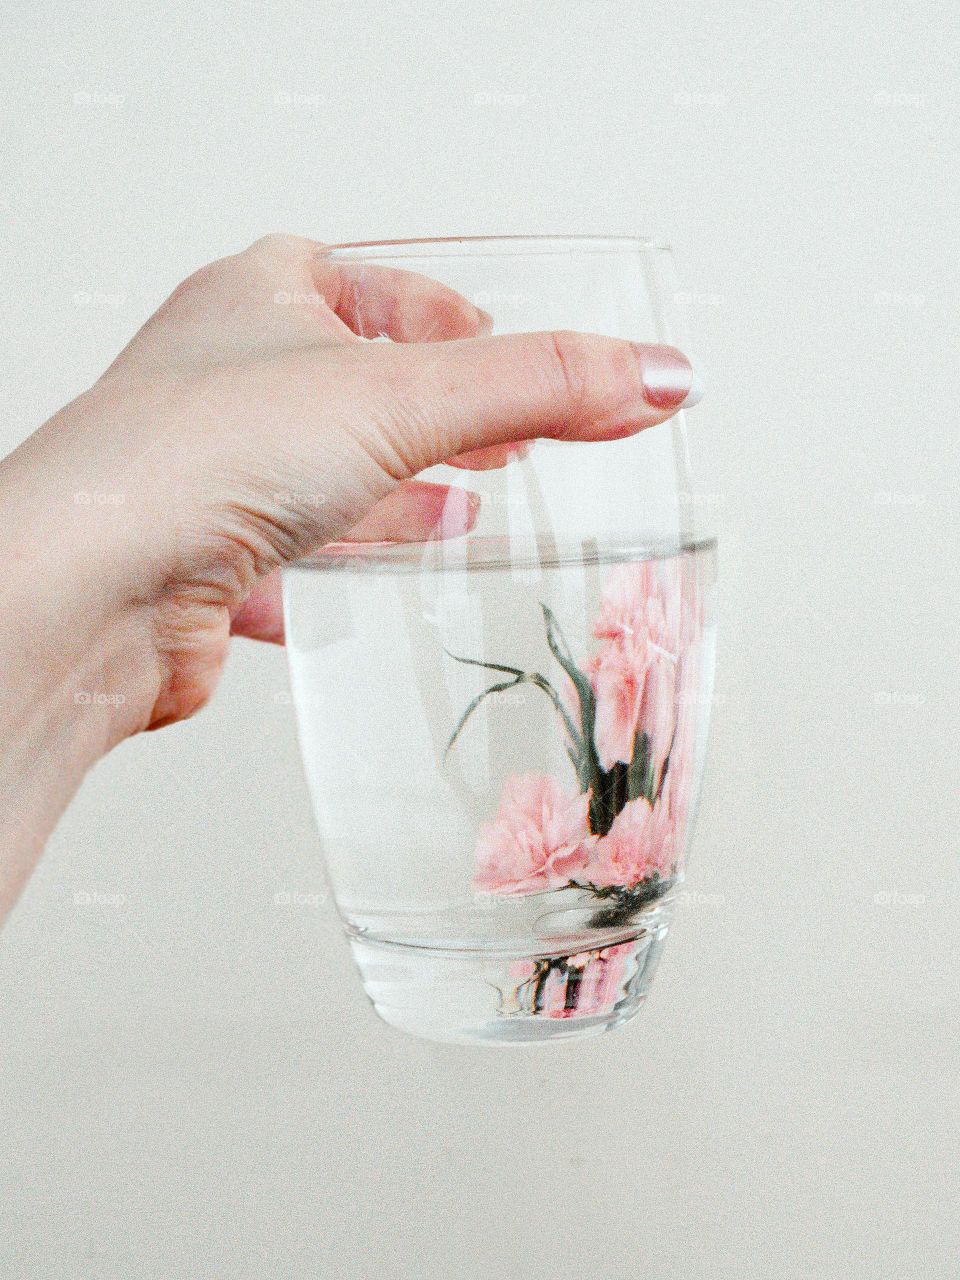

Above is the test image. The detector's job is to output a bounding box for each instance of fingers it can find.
[229,480,481,645]
[157,236,536,475]
[362,331,701,477]
[244,237,491,341]
[313,257,513,468]
[343,478,480,541]
[447,442,531,471]
[311,256,491,343]
[129,236,494,371]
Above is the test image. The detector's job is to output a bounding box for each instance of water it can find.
[284,536,717,1043]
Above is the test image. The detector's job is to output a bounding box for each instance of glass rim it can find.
[323,234,672,260]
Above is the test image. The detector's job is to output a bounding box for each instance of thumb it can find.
[366,330,701,475]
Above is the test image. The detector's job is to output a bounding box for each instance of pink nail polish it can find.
[637,347,703,411]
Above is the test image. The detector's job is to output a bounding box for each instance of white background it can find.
[1,2,958,1276]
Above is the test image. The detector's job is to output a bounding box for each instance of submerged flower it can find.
[638,647,678,782]
[540,963,575,1018]
[573,942,634,1015]
[586,634,649,771]
[585,561,685,773]
[593,560,679,654]
[510,944,636,1020]
[580,794,676,889]
[473,773,595,896]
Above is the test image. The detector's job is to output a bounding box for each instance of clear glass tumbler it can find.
[283,236,716,1045]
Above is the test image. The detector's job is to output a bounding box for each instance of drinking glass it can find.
[283,236,716,1044]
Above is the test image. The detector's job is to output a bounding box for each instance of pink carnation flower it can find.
[537,944,635,1019]
[539,964,575,1018]
[638,646,678,781]
[586,634,649,771]
[573,942,634,1015]
[581,794,676,889]
[593,561,678,654]
[585,561,685,773]
[473,774,595,896]
[556,561,697,776]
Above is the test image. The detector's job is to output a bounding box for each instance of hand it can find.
[0,234,699,913]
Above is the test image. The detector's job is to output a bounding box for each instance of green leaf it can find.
[655,725,678,801]
[628,731,651,803]
[526,673,582,753]
[592,762,627,835]
[540,604,602,795]
[578,875,676,928]
[442,649,527,679]
[443,648,584,757]
[445,673,525,755]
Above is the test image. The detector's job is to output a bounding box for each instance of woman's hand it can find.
[0,234,699,914]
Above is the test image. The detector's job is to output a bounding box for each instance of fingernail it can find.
[636,346,703,411]
[475,307,494,335]
[439,486,482,537]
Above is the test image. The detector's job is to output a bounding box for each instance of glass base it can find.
[349,923,670,1046]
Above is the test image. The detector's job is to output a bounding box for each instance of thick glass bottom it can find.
[349,922,670,1046]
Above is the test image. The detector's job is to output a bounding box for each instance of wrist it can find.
[0,414,169,914]
[0,407,165,778]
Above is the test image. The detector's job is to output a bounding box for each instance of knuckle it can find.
[170,250,256,301]
[168,260,223,301]
[355,345,445,479]
[544,330,641,434]
[244,233,322,262]
[605,338,646,402]
[168,236,328,305]
[544,329,594,419]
